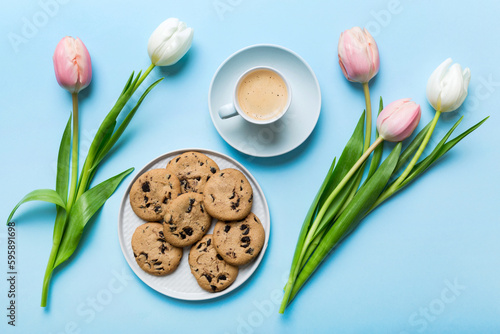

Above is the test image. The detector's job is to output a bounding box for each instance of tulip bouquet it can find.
[7,18,193,307]
[279,27,488,313]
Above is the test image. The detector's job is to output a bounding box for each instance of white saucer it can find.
[208,44,321,157]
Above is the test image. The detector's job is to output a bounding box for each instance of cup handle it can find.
[218,103,239,119]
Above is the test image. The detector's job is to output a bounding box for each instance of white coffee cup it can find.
[218,66,291,125]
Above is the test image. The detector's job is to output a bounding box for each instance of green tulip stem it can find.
[67,93,79,210]
[362,82,372,152]
[134,63,156,92]
[373,109,442,208]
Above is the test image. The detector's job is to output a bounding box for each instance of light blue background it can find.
[1,1,499,333]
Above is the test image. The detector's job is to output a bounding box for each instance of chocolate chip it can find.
[249,194,253,203]
[210,167,216,173]
[200,204,204,213]
[162,197,168,204]
[216,254,223,260]
[241,236,250,243]
[229,191,236,199]
[207,239,211,246]
[154,205,161,213]
[220,172,224,177]
[142,181,150,192]
[175,157,181,162]
[240,224,248,230]
[242,228,250,235]
[210,285,217,292]
[197,243,202,249]
[196,177,201,181]
[145,203,151,208]
[200,162,204,166]
[157,232,166,242]
[144,196,148,203]
[179,232,186,239]
[160,244,167,254]
[169,226,177,232]
[245,248,254,255]
[203,274,212,283]
[210,194,215,202]
[186,204,192,213]
[231,198,240,210]
[167,174,171,180]
[240,186,243,191]
[218,274,226,281]
[207,176,211,181]
[224,225,231,233]
[183,227,193,236]
[240,243,249,248]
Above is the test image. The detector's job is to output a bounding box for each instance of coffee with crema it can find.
[237,69,288,121]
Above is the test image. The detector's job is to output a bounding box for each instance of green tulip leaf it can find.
[400,116,488,189]
[281,111,366,313]
[93,78,164,169]
[289,143,402,303]
[53,168,134,268]
[7,189,66,225]
[56,115,72,204]
[283,156,336,295]
[120,71,135,96]
[318,111,365,219]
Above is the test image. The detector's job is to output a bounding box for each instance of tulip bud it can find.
[53,36,92,94]
[426,58,471,113]
[377,98,421,142]
[147,18,194,66]
[338,27,380,83]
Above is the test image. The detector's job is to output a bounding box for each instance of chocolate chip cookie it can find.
[165,151,220,194]
[213,213,265,266]
[188,234,238,292]
[129,169,181,221]
[131,222,183,276]
[163,193,212,247]
[203,168,253,221]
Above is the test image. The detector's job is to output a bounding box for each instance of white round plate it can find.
[208,44,321,157]
[118,148,270,301]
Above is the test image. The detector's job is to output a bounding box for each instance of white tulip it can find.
[148,18,193,66]
[426,58,471,112]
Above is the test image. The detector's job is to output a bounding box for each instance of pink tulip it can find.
[338,27,380,83]
[377,98,421,142]
[53,36,92,93]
